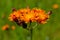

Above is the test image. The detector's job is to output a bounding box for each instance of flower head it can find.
[9,8,50,26]
[52,4,59,9]
[2,24,9,31]
[11,25,15,30]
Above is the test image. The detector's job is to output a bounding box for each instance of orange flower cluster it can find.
[2,24,9,31]
[9,8,49,24]
[2,24,16,31]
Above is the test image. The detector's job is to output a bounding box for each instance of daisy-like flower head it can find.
[37,10,49,24]
[31,8,49,24]
[9,8,51,26]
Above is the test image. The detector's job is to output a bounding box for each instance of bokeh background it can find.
[0,0,60,40]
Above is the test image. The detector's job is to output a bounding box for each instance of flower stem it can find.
[30,27,33,40]
[29,21,33,40]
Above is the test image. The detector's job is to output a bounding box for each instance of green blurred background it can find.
[0,0,60,40]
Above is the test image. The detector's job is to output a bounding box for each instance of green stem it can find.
[27,20,34,40]
[29,21,33,40]
[30,27,33,40]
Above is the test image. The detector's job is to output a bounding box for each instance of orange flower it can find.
[31,8,49,24]
[23,12,35,23]
[53,4,59,9]
[9,8,50,24]
[2,24,9,31]
[11,25,15,30]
